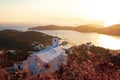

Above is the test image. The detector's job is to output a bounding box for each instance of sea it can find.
[0,25,120,50]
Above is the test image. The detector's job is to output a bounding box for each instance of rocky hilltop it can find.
[0,44,120,80]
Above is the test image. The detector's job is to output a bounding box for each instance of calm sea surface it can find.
[0,26,120,50]
[35,30,120,50]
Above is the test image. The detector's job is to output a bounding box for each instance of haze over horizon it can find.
[1,0,120,27]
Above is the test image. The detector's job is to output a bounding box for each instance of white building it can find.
[23,38,67,75]
[8,50,15,54]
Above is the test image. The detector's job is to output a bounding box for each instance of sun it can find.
[87,0,120,27]
[104,20,119,27]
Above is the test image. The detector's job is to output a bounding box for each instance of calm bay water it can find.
[35,30,120,50]
[0,26,120,50]
[0,25,29,31]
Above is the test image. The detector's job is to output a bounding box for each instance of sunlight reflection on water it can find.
[35,30,120,50]
[99,35,120,50]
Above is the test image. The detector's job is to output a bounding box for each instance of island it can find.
[29,24,120,35]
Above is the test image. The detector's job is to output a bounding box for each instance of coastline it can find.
[29,24,120,36]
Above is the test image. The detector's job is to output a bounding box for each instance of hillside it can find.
[1,44,120,79]
[0,30,53,51]
[0,30,53,63]
[29,25,75,30]
[29,24,120,35]
[102,24,120,35]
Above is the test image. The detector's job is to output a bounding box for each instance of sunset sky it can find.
[0,0,120,26]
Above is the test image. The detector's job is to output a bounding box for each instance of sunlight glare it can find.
[99,35,120,50]
[89,0,120,27]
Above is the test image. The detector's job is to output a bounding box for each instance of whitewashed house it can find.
[85,42,92,50]
[8,50,15,54]
[34,45,41,51]
[23,38,68,75]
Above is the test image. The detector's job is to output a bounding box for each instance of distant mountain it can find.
[106,24,120,31]
[0,30,53,51]
[85,24,104,28]
[98,24,120,35]
[29,24,101,31]
[74,25,100,32]
[29,24,120,35]
[29,25,75,30]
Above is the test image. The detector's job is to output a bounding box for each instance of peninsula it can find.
[29,24,120,35]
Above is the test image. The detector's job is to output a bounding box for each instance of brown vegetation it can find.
[0,45,120,80]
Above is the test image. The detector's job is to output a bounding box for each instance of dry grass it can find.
[0,45,120,80]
